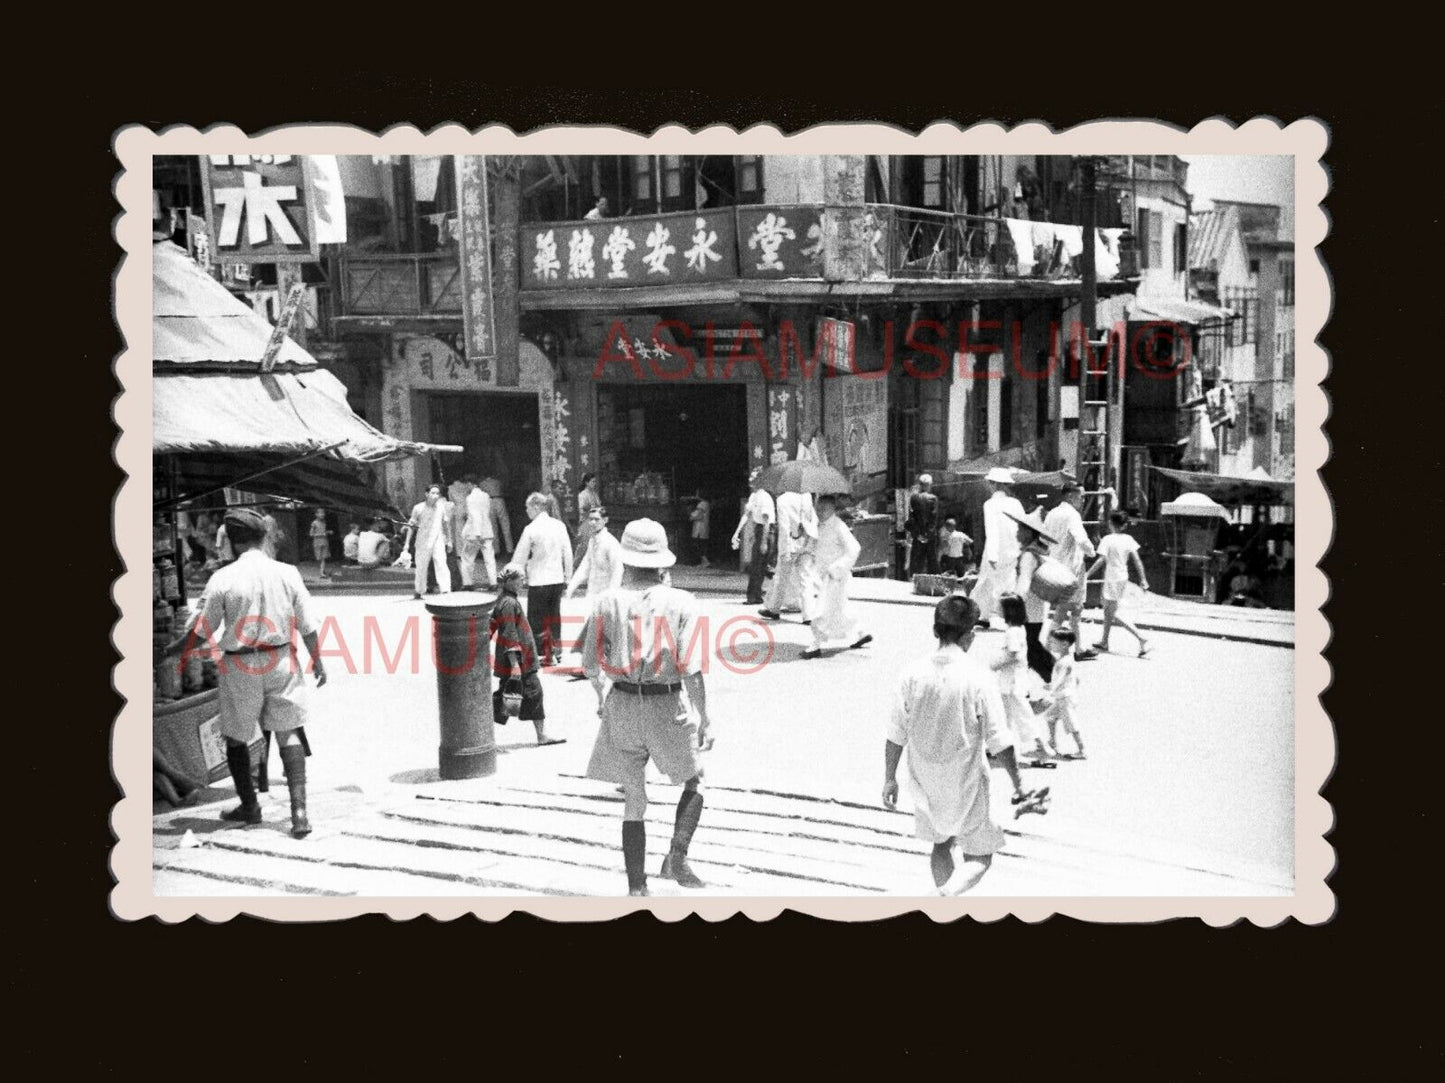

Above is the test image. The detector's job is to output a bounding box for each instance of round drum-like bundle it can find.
[1028,557,1078,603]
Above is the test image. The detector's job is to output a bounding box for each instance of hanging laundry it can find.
[1052,223,1085,260]
[1005,218,1036,274]
[1221,382,1239,427]
[1031,221,1059,271]
[1092,229,1121,280]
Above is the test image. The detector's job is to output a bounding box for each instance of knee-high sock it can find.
[671,790,704,857]
[226,742,258,808]
[622,821,647,891]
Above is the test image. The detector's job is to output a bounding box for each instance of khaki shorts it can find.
[217,645,311,742]
[586,688,702,788]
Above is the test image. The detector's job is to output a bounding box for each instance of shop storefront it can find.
[379,334,556,518]
[553,316,773,561]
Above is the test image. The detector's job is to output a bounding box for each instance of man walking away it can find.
[581,519,715,896]
[907,474,941,576]
[511,491,573,666]
[970,467,1026,628]
[166,508,327,839]
[760,490,819,623]
[461,474,497,590]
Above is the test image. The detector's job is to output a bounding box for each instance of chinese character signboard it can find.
[522,209,740,289]
[738,206,825,279]
[455,156,498,364]
[200,155,319,263]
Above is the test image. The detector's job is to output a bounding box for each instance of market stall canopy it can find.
[1128,297,1235,326]
[1151,465,1294,507]
[1160,491,1230,520]
[152,240,460,462]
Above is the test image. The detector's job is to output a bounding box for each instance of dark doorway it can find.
[421,391,543,506]
[596,382,749,562]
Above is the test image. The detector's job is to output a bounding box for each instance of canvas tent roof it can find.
[1150,465,1293,507]
[1128,296,1235,326]
[152,240,458,463]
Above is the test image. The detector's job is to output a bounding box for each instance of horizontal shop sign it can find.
[520,205,826,290]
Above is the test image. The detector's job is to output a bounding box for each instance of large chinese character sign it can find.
[200,155,320,263]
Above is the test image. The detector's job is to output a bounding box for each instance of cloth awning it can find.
[1150,464,1294,507]
[1129,297,1235,326]
[169,452,403,522]
[153,370,445,461]
[152,240,459,462]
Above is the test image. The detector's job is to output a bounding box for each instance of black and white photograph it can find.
[114,122,1330,921]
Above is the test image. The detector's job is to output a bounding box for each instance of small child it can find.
[342,523,361,565]
[940,518,974,577]
[489,565,565,747]
[991,593,1056,763]
[1040,629,1086,759]
[309,509,332,577]
[1085,511,1151,656]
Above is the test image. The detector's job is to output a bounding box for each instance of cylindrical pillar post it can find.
[425,594,498,780]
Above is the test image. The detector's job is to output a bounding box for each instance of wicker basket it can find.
[1028,557,1078,603]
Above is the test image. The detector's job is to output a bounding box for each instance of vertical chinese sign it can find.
[200,156,319,263]
[455,156,499,375]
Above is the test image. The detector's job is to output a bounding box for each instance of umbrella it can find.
[754,460,852,496]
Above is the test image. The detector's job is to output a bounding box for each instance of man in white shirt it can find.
[459,474,496,590]
[882,594,1028,895]
[408,483,453,600]
[356,520,391,569]
[731,469,776,605]
[583,196,608,221]
[970,467,1026,629]
[1042,483,1098,659]
[511,491,574,665]
[479,475,514,554]
[759,490,818,623]
[165,507,327,839]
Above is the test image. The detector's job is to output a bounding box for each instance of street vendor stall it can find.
[1151,464,1295,608]
[1159,491,1230,600]
[150,240,459,806]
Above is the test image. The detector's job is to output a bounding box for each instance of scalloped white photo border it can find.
[112,119,1332,925]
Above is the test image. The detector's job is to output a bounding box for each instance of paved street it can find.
[154,585,1294,897]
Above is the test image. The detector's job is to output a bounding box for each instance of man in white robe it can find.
[801,495,872,659]
[970,467,1026,628]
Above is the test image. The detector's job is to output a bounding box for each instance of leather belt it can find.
[610,681,683,697]
[225,643,291,656]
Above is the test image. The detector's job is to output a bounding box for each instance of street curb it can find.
[293,580,1294,649]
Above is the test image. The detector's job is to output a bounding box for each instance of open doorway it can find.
[419,390,543,509]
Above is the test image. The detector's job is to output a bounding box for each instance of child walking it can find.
[1040,628,1086,759]
[991,593,1056,763]
[490,566,566,747]
[1086,511,1151,656]
[940,518,974,577]
[309,508,332,578]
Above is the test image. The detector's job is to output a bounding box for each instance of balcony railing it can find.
[338,253,463,316]
[337,205,1134,316]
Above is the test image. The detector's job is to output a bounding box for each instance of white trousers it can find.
[460,536,496,587]
[415,535,451,595]
[766,553,818,619]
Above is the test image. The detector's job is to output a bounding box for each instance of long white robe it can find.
[970,491,1025,620]
[811,515,862,648]
[765,492,819,617]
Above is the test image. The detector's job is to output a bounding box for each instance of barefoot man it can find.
[882,594,1030,895]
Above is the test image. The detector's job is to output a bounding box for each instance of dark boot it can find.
[221,743,262,825]
[622,820,648,896]
[280,744,311,838]
[255,731,272,793]
[659,789,706,888]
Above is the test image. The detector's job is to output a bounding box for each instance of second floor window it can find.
[631,157,654,210]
